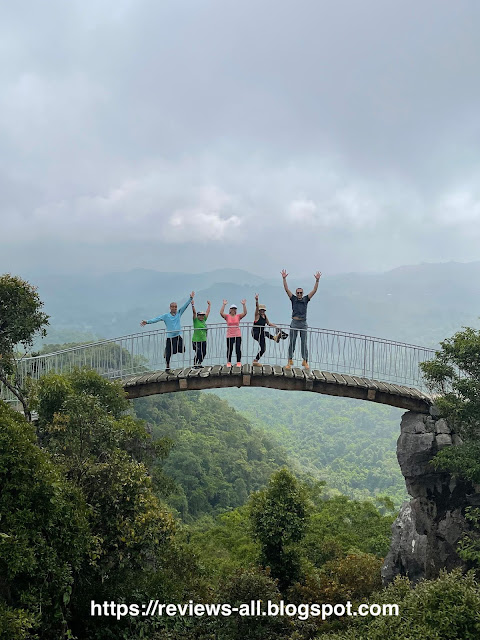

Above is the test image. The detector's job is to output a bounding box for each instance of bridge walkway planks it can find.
[122,365,432,413]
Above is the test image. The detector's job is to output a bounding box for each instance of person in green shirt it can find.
[191,299,211,367]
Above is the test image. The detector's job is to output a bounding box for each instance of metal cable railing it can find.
[0,324,436,404]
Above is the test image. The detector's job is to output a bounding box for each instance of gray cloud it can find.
[1,0,480,276]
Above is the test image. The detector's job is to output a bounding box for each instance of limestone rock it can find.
[436,433,452,449]
[435,418,450,434]
[381,502,428,584]
[429,404,442,418]
[382,410,480,584]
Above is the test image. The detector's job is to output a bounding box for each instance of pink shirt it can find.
[226,313,241,338]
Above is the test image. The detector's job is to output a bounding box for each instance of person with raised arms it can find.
[220,299,247,367]
[281,270,322,370]
[140,291,194,372]
[191,298,211,368]
[252,293,281,366]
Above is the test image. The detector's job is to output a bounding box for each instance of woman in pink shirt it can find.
[220,299,247,367]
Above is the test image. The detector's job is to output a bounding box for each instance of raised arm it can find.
[205,300,211,319]
[254,293,260,322]
[220,300,228,319]
[239,299,247,319]
[191,299,197,319]
[179,291,195,316]
[281,269,293,298]
[307,272,322,299]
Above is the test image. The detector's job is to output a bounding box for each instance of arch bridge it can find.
[1,323,435,413]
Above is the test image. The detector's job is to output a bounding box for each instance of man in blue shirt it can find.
[140,291,194,371]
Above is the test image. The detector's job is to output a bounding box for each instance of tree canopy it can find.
[0,274,49,418]
[0,274,49,360]
[249,468,309,590]
[421,325,480,482]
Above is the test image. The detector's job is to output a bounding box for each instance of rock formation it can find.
[382,408,480,584]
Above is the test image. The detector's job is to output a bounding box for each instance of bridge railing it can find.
[0,324,437,404]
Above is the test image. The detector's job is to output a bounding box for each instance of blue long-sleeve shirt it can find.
[146,297,192,337]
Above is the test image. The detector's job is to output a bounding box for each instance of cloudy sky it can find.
[2,0,480,277]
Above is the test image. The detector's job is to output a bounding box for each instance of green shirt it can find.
[192,316,208,342]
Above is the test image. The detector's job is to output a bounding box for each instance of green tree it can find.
[214,568,290,640]
[249,468,309,591]
[0,274,49,419]
[0,602,36,640]
[325,569,480,640]
[0,400,90,638]
[33,370,177,639]
[421,325,480,482]
[186,507,259,584]
[302,495,395,568]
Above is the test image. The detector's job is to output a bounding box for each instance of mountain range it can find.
[18,261,480,348]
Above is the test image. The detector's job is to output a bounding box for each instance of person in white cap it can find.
[220,299,247,367]
[252,293,281,366]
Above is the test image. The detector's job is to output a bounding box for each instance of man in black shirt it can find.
[281,269,321,370]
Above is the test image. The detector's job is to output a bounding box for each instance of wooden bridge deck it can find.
[122,364,432,413]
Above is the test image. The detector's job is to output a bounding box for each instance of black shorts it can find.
[164,335,185,359]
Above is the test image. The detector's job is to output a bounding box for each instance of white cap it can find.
[197,310,206,315]
[229,304,238,309]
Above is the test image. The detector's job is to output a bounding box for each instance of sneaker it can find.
[252,360,261,366]
[273,333,281,342]
[226,362,232,367]
[236,362,242,367]
[285,359,293,370]
[166,368,172,373]
[302,360,309,369]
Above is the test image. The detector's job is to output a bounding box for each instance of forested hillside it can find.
[133,392,290,520]
[3,268,480,639]
[211,388,407,504]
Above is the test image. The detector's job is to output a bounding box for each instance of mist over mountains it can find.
[22,261,480,348]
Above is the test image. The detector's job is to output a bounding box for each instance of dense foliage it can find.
[1,370,203,639]
[0,401,89,638]
[134,392,290,520]
[0,274,49,360]
[0,379,396,640]
[0,274,49,418]
[212,388,406,504]
[33,370,180,639]
[421,325,480,483]
[323,569,480,640]
[250,469,309,590]
[6,275,480,639]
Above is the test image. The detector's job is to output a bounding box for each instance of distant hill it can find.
[133,391,290,520]
[210,387,407,505]
[18,261,480,347]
